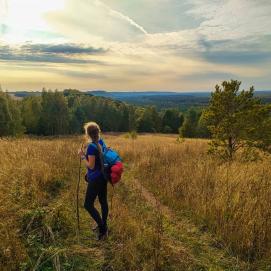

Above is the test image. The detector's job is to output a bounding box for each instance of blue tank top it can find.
[86,139,106,181]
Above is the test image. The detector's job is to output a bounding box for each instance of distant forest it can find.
[0,88,210,137]
[9,89,271,110]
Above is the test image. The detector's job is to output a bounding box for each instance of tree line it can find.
[0,88,204,137]
[1,80,271,159]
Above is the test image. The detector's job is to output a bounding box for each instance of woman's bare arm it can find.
[84,155,95,170]
[78,148,95,169]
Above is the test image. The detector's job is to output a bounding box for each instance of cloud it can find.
[196,35,271,65]
[0,58,107,80]
[46,0,148,42]
[141,0,271,58]
[201,49,271,65]
[1,0,271,91]
[0,43,9,53]
[0,53,90,63]
[0,42,107,64]
[102,0,206,34]
[21,43,107,55]
[187,0,271,40]
[58,69,107,79]
[181,71,237,81]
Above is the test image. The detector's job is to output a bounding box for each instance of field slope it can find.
[0,135,270,270]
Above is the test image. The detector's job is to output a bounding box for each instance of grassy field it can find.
[0,134,270,270]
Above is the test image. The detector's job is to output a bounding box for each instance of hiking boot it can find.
[98,226,108,241]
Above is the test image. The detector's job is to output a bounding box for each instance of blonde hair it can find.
[84,122,101,143]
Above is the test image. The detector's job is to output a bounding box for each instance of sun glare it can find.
[2,0,65,30]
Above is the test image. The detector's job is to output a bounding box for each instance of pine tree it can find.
[0,91,12,136]
[0,91,25,136]
[202,80,271,159]
[21,97,42,134]
[39,90,69,135]
[162,109,184,133]
[179,109,199,138]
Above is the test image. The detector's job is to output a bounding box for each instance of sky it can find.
[0,0,270,92]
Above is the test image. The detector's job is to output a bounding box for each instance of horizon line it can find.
[5,89,271,93]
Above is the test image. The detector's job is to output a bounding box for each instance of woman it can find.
[78,122,108,240]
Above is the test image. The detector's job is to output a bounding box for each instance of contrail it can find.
[94,0,148,35]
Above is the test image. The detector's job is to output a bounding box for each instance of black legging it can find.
[84,176,108,232]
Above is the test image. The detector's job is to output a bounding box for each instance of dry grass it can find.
[0,137,80,270]
[0,134,270,270]
[119,135,271,264]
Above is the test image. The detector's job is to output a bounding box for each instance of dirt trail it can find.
[73,172,245,270]
[130,178,174,217]
[127,177,246,270]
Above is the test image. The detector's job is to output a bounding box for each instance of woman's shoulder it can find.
[86,142,98,155]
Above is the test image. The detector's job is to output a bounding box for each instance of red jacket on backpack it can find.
[110,161,123,185]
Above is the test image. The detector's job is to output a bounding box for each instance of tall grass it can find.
[123,136,271,264]
[0,137,79,270]
[0,134,270,270]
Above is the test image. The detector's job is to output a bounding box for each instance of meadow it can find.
[0,134,270,271]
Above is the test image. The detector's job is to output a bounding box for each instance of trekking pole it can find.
[110,184,115,219]
[76,143,84,243]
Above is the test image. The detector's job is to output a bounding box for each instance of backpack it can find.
[91,142,123,185]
